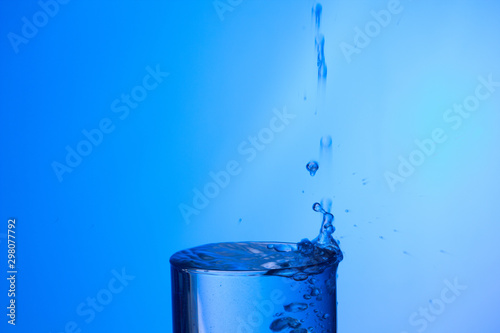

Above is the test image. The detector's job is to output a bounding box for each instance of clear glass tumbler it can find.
[170,241,342,333]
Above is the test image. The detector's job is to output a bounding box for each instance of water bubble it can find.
[274,244,293,252]
[270,317,301,331]
[310,287,320,296]
[290,328,309,333]
[306,161,319,176]
[284,302,309,313]
[292,272,309,281]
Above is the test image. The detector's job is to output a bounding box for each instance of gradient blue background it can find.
[1,0,500,332]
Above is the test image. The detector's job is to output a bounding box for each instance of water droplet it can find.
[323,313,330,319]
[379,236,384,240]
[284,302,309,313]
[312,202,324,213]
[306,161,319,176]
[344,209,349,213]
[238,218,242,223]
[320,135,332,149]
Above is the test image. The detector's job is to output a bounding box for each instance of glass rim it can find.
[169,241,342,276]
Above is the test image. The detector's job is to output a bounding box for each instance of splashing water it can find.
[306,161,319,176]
[171,4,341,332]
[315,34,327,80]
[314,3,327,81]
[314,3,322,29]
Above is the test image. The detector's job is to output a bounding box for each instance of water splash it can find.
[314,3,327,82]
[314,3,322,29]
[320,198,332,213]
[311,202,339,251]
[306,161,319,176]
[315,34,327,80]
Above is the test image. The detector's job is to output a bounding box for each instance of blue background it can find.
[1,0,500,332]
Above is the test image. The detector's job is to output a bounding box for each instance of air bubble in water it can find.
[270,317,301,332]
[284,302,309,313]
[292,272,309,281]
[290,328,309,333]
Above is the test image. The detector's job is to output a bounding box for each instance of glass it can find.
[170,241,341,333]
